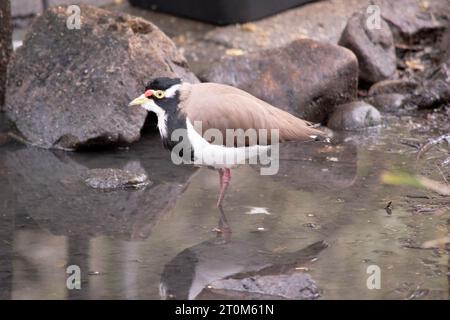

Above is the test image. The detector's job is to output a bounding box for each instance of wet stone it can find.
[368,79,419,96]
[374,0,446,41]
[204,38,358,123]
[5,5,198,149]
[207,273,320,300]
[84,168,150,190]
[368,93,407,113]
[327,101,382,130]
[338,9,397,83]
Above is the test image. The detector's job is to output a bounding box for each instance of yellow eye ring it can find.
[154,90,165,99]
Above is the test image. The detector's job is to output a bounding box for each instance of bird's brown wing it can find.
[178,82,325,147]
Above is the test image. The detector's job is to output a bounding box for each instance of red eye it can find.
[144,90,153,98]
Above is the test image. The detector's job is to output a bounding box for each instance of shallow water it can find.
[0,112,449,300]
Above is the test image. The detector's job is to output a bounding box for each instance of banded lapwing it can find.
[129,77,326,231]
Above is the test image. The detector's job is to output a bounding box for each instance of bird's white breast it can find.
[185,118,270,169]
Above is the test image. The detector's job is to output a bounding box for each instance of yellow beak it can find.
[128,94,148,107]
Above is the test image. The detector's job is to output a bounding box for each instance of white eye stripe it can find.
[164,84,181,98]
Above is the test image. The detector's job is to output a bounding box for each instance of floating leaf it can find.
[381,171,450,196]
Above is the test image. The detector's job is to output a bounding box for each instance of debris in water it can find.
[441,156,450,167]
[84,168,151,190]
[421,236,450,249]
[405,58,425,72]
[381,171,450,196]
[399,139,421,149]
[241,23,258,32]
[406,286,429,300]
[417,133,450,160]
[385,201,393,215]
[295,267,309,271]
[245,207,271,215]
[225,48,245,56]
[303,223,321,230]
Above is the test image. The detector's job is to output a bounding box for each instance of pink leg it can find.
[219,168,224,188]
[217,168,231,208]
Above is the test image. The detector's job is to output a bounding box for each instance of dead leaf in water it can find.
[422,236,450,249]
[225,48,245,56]
[381,171,450,196]
[241,23,258,32]
[405,59,425,71]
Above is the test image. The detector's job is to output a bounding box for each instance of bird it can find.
[129,77,327,233]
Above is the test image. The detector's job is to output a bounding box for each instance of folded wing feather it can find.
[178,82,325,147]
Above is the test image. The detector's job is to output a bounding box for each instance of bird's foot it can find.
[211,225,232,244]
[211,225,232,234]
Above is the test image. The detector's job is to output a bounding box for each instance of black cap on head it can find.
[145,77,182,91]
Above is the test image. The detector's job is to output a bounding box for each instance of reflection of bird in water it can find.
[159,239,328,300]
[129,78,327,233]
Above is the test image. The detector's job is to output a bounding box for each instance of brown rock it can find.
[204,39,358,123]
[5,5,198,149]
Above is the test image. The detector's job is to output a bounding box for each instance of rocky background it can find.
[0,0,449,149]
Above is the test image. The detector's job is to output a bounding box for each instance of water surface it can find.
[0,112,449,299]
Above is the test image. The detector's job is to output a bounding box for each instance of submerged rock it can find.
[207,273,320,300]
[5,5,197,150]
[369,93,407,113]
[327,101,381,130]
[160,239,327,300]
[204,39,358,123]
[84,168,150,190]
[339,9,397,83]
[4,145,195,241]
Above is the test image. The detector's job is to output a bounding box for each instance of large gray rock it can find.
[327,101,381,130]
[339,9,397,84]
[5,5,198,149]
[205,39,358,123]
[374,0,446,41]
